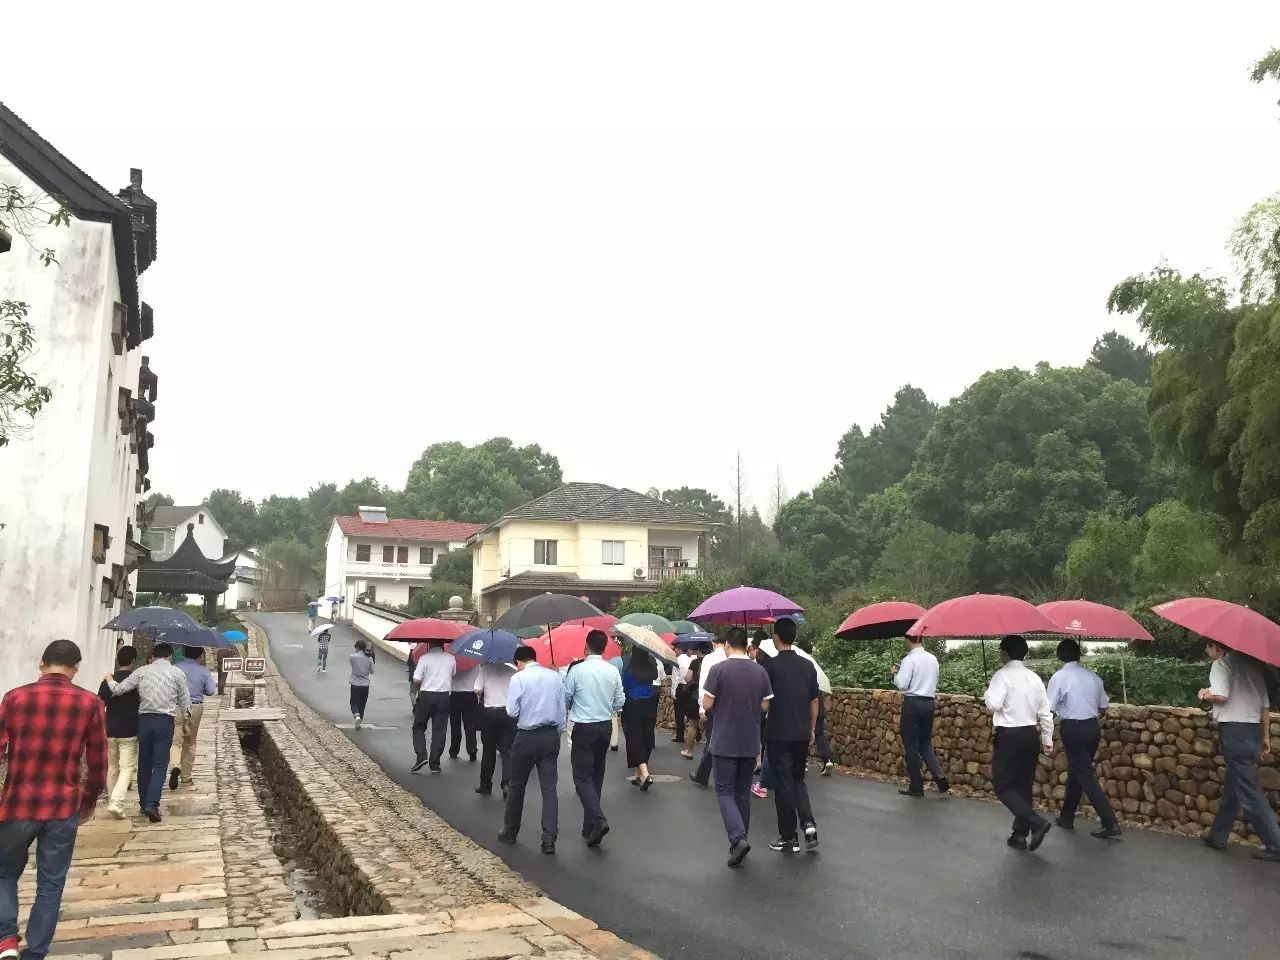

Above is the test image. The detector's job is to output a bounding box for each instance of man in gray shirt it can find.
[349,639,375,730]
[1198,642,1280,861]
[104,642,190,823]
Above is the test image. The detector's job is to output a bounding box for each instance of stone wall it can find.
[659,687,1280,843]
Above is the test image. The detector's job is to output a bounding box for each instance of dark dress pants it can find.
[1207,722,1280,851]
[768,740,815,841]
[814,703,833,764]
[349,685,370,718]
[1059,717,1119,828]
[503,726,560,842]
[449,691,480,759]
[901,696,945,792]
[673,686,687,741]
[693,712,715,783]
[570,720,612,833]
[136,713,175,812]
[412,692,450,765]
[621,696,658,769]
[479,707,517,790]
[713,755,756,845]
[992,725,1047,837]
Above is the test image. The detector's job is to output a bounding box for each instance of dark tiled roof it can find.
[150,505,209,529]
[135,569,229,595]
[0,101,150,347]
[481,570,658,595]
[484,483,710,532]
[142,526,237,581]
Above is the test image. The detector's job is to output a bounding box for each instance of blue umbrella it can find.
[453,629,520,664]
[222,629,248,642]
[103,606,200,632]
[155,626,236,649]
[673,631,716,650]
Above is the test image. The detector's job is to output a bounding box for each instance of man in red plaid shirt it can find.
[0,640,107,960]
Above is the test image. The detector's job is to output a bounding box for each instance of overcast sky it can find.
[5,2,1279,516]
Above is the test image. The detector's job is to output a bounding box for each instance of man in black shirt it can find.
[762,618,820,853]
[97,646,141,819]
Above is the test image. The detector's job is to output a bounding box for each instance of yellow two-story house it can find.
[469,482,713,623]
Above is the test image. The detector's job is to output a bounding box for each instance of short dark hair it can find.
[515,645,537,664]
[183,646,204,661]
[1000,635,1028,661]
[41,639,82,668]
[585,630,609,655]
[752,629,767,644]
[354,639,366,652]
[116,645,137,667]
[725,627,749,651]
[1057,638,1081,663]
[774,617,797,645]
[153,642,174,659]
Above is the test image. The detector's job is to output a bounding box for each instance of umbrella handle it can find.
[980,638,989,685]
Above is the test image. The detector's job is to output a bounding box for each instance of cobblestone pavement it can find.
[28,664,657,958]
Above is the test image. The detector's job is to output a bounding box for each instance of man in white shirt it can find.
[475,662,517,797]
[983,635,1054,852]
[893,636,948,797]
[411,641,455,774]
[449,664,480,762]
[1047,639,1121,839]
[1198,641,1280,861]
[689,634,728,788]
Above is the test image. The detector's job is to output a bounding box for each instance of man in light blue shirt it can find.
[1047,639,1121,839]
[563,631,625,847]
[500,646,565,854]
[893,637,948,797]
[170,647,217,790]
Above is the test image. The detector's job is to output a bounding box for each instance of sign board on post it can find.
[221,657,244,674]
[244,657,266,676]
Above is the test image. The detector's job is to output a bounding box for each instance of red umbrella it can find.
[387,618,469,643]
[560,615,618,632]
[1038,600,1153,642]
[836,601,927,641]
[1152,598,1280,668]
[907,594,1064,638]
[529,624,622,669]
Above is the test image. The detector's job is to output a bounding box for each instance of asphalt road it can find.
[258,613,1280,960]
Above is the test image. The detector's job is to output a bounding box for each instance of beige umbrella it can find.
[613,622,680,666]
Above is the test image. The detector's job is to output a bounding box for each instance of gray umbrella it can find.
[494,592,604,631]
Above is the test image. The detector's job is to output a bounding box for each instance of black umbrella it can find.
[494,593,604,663]
[103,606,201,632]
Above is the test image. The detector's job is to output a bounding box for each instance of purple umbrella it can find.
[688,586,804,625]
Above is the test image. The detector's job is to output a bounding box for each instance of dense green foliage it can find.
[430,549,473,589]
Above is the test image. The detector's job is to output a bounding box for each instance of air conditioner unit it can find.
[633,567,646,579]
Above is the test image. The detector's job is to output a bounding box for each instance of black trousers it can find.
[349,685,370,719]
[768,740,815,841]
[449,691,480,758]
[992,726,1047,837]
[479,707,517,790]
[503,726,560,842]
[1059,717,1118,828]
[621,696,658,769]
[900,696,944,792]
[412,692,450,765]
[693,712,715,783]
[571,720,612,833]
[673,686,687,740]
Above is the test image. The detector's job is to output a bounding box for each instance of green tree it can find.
[205,489,260,549]
[868,518,977,606]
[259,537,315,608]
[1086,330,1153,387]
[477,437,562,500]
[1063,509,1144,605]
[612,573,731,620]
[834,385,937,499]
[1250,46,1280,116]
[403,439,558,523]
[430,548,473,588]
[406,582,471,617]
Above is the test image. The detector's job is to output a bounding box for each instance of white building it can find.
[223,547,262,610]
[323,507,483,616]
[145,504,229,561]
[0,101,159,696]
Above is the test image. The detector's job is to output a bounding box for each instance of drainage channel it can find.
[237,725,343,921]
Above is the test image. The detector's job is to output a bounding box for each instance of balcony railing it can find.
[348,560,435,580]
[647,565,699,582]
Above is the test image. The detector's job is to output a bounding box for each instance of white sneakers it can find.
[353,715,362,729]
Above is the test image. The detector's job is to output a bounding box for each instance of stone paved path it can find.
[27,685,655,959]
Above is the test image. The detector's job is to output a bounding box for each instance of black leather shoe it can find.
[689,774,708,787]
[168,767,180,791]
[936,778,950,794]
[475,786,492,796]
[541,841,556,855]
[727,838,751,867]
[1251,848,1280,862]
[587,823,610,848]
[497,831,517,844]
[1200,834,1228,851]
[1091,826,1123,841]
[1027,821,1052,852]
[898,788,924,797]
[144,808,162,823]
[1054,816,1074,830]
[1007,835,1028,851]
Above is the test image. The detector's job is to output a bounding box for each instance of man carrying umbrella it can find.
[1198,641,1280,862]
[893,634,948,797]
[983,635,1054,852]
[411,639,455,774]
[1047,639,1121,840]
